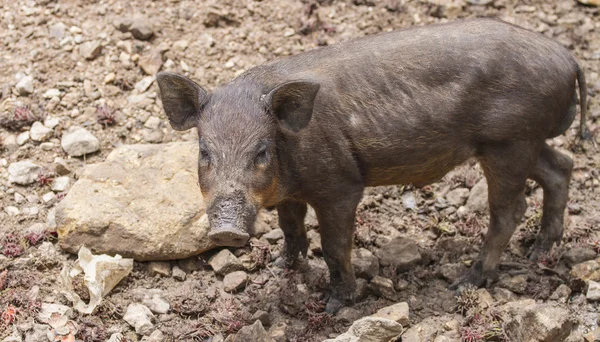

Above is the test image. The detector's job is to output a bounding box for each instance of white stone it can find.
[144,116,161,129]
[124,303,155,336]
[42,192,56,203]
[16,75,34,95]
[135,76,155,93]
[51,176,70,192]
[43,88,61,99]
[30,122,53,142]
[8,160,42,185]
[44,117,60,129]
[587,281,600,301]
[17,131,30,145]
[60,127,100,157]
[4,206,20,216]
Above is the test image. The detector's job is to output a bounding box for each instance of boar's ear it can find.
[265,80,320,132]
[156,72,208,131]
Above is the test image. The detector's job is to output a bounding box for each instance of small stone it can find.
[564,248,597,267]
[172,265,186,281]
[104,72,116,84]
[43,117,60,129]
[148,261,171,276]
[30,122,53,142]
[584,328,600,342]
[336,307,361,324]
[209,249,244,275]
[352,247,379,280]
[375,237,422,272]
[38,303,72,327]
[439,263,466,283]
[142,129,164,143]
[17,131,30,146]
[140,330,164,342]
[40,142,54,151]
[130,17,154,40]
[223,270,248,292]
[570,258,600,282]
[307,229,322,254]
[80,40,102,60]
[135,76,155,93]
[8,160,42,185]
[145,295,170,315]
[173,40,189,51]
[25,323,50,342]
[124,303,155,336]
[114,17,133,32]
[60,127,100,157]
[251,310,270,326]
[138,51,163,75]
[465,178,488,213]
[16,75,34,96]
[370,276,396,300]
[4,206,20,216]
[54,158,71,175]
[177,256,201,273]
[493,287,519,303]
[42,192,56,203]
[106,333,124,342]
[445,188,470,207]
[50,176,70,192]
[269,322,287,342]
[323,317,403,342]
[500,300,573,342]
[498,274,528,294]
[144,116,161,129]
[549,284,572,303]
[476,288,494,308]
[401,191,416,210]
[43,88,61,99]
[586,281,600,301]
[231,321,275,342]
[356,278,369,301]
[263,228,284,243]
[371,302,410,326]
[49,22,66,40]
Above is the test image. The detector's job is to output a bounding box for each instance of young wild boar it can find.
[156,18,589,313]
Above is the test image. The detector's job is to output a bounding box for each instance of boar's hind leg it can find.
[313,190,363,314]
[451,142,538,290]
[528,143,573,262]
[277,200,308,268]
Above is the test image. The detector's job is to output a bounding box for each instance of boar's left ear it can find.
[265,80,320,132]
[156,72,208,131]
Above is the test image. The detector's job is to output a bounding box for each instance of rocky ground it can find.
[1,0,600,341]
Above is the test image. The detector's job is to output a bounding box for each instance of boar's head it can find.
[157,72,319,247]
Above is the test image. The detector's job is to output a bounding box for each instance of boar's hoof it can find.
[325,297,346,314]
[448,268,490,293]
[208,225,250,247]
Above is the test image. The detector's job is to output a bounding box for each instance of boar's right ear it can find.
[265,80,320,133]
[156,72,208,131]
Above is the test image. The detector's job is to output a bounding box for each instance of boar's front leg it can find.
[451,142,539,290]
[313,190,363,313]
[277,200,309,268]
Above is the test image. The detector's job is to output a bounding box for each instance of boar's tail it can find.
[576,64,591,140]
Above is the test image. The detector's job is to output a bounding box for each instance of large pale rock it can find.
[56,142,217,260]
[324,317,403,342]
[500,300,574,342]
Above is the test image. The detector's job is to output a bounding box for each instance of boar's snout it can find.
[208,224,250,247]
[206,192,254,247]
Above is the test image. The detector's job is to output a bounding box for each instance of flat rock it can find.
[223,270,248,292]
[140,330,164,342]
[51,176,70,192]
[60,126,100,157]
[230,321,274,342]
[371,302,410,327]
[586,280,600,301]
[570,258,600,282]
[124,303,155,336]
[209,249,244,275]
[8,161,42,185]
[324,317,403,342]
[56,142,219,260]
[263,228,284,243]
[139,51,163,75]
[498,274,528,294]
[369,276,396,300]
[375,237,422,272]
[564,248,597,267]
[135,76,155,93]
[445,188,470,207]
[500,300,574,342]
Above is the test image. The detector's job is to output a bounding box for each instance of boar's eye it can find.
[254,143,268,168]
[199,140,211,165]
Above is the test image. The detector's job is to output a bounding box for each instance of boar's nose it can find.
[208,224,250,247]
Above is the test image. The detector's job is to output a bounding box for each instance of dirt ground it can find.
[1,0,600,341]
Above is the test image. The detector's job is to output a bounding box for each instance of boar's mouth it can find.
[206,192,256,247]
